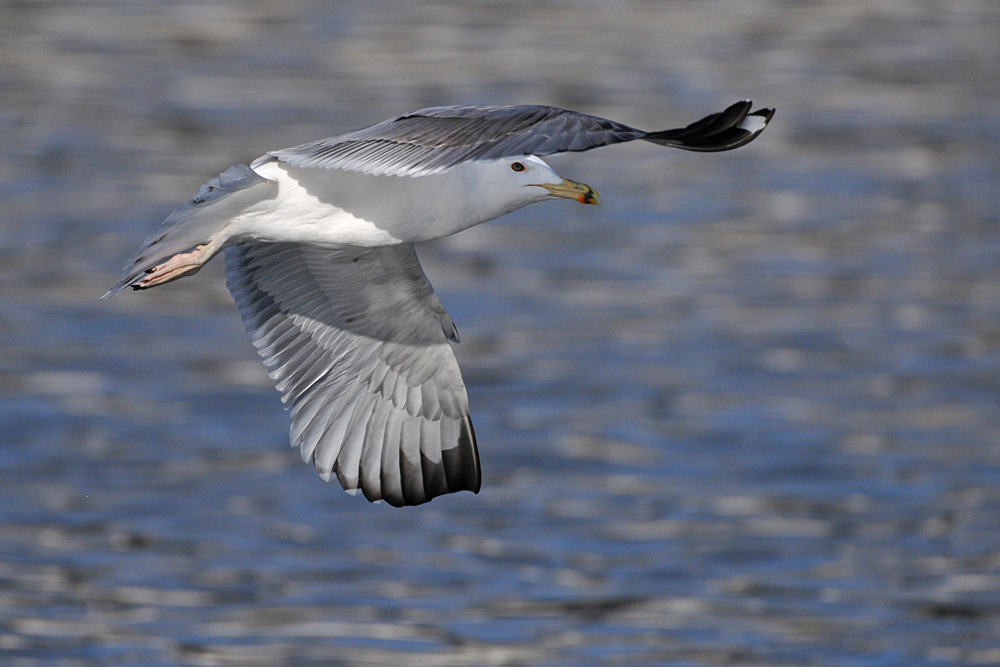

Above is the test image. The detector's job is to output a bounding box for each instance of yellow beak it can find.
[538,178,601,206]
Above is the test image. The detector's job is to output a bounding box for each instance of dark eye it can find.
[511,162,525,172]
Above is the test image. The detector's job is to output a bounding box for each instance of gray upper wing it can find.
[225,241,480,507]
[268,101,774,177]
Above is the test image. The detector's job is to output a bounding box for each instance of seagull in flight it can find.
[106,100,774,506]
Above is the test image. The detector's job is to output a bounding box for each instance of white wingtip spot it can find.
[344,487,362,496]
[739,115,768,134]
[318,470,333,482]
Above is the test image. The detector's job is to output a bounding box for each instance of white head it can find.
[459,155,601,221]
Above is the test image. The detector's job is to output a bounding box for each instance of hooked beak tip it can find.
[540,178,601,206]
[578,187,601,206]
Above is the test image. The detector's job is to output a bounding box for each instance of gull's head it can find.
[470,156,601,216]
[516,155,600,206]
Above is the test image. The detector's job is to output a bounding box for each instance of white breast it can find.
[224,160,402,247]
[226,159,518,248]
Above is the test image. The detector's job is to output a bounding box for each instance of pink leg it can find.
[134,245,210,289]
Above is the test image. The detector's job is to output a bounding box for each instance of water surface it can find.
[2,1,1000,665]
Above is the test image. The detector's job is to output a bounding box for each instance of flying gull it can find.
[106,100,774,506]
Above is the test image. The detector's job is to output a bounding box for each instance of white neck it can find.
[241,160,547,247]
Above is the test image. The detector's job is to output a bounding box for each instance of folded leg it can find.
[134,241,215,290]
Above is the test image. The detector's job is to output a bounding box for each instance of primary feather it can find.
[271,100,774,176]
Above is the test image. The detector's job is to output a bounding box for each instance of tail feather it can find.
[104,164,277,298]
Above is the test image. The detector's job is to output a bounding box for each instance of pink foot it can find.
[134,245,209,289]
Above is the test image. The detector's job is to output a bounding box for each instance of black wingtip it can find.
[440,415,481,496]
[463,416,482,494]
[643,100,775,152]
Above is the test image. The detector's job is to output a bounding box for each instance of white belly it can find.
[227,160,404,247]
[226,159,509,248]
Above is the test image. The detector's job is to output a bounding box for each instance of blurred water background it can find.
[3,0,1000,665]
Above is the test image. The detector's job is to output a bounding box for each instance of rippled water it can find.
[3,1,1000,665]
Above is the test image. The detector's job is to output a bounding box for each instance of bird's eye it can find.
[511,162,525,172]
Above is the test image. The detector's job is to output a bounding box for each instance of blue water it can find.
[2,1,1000,665]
